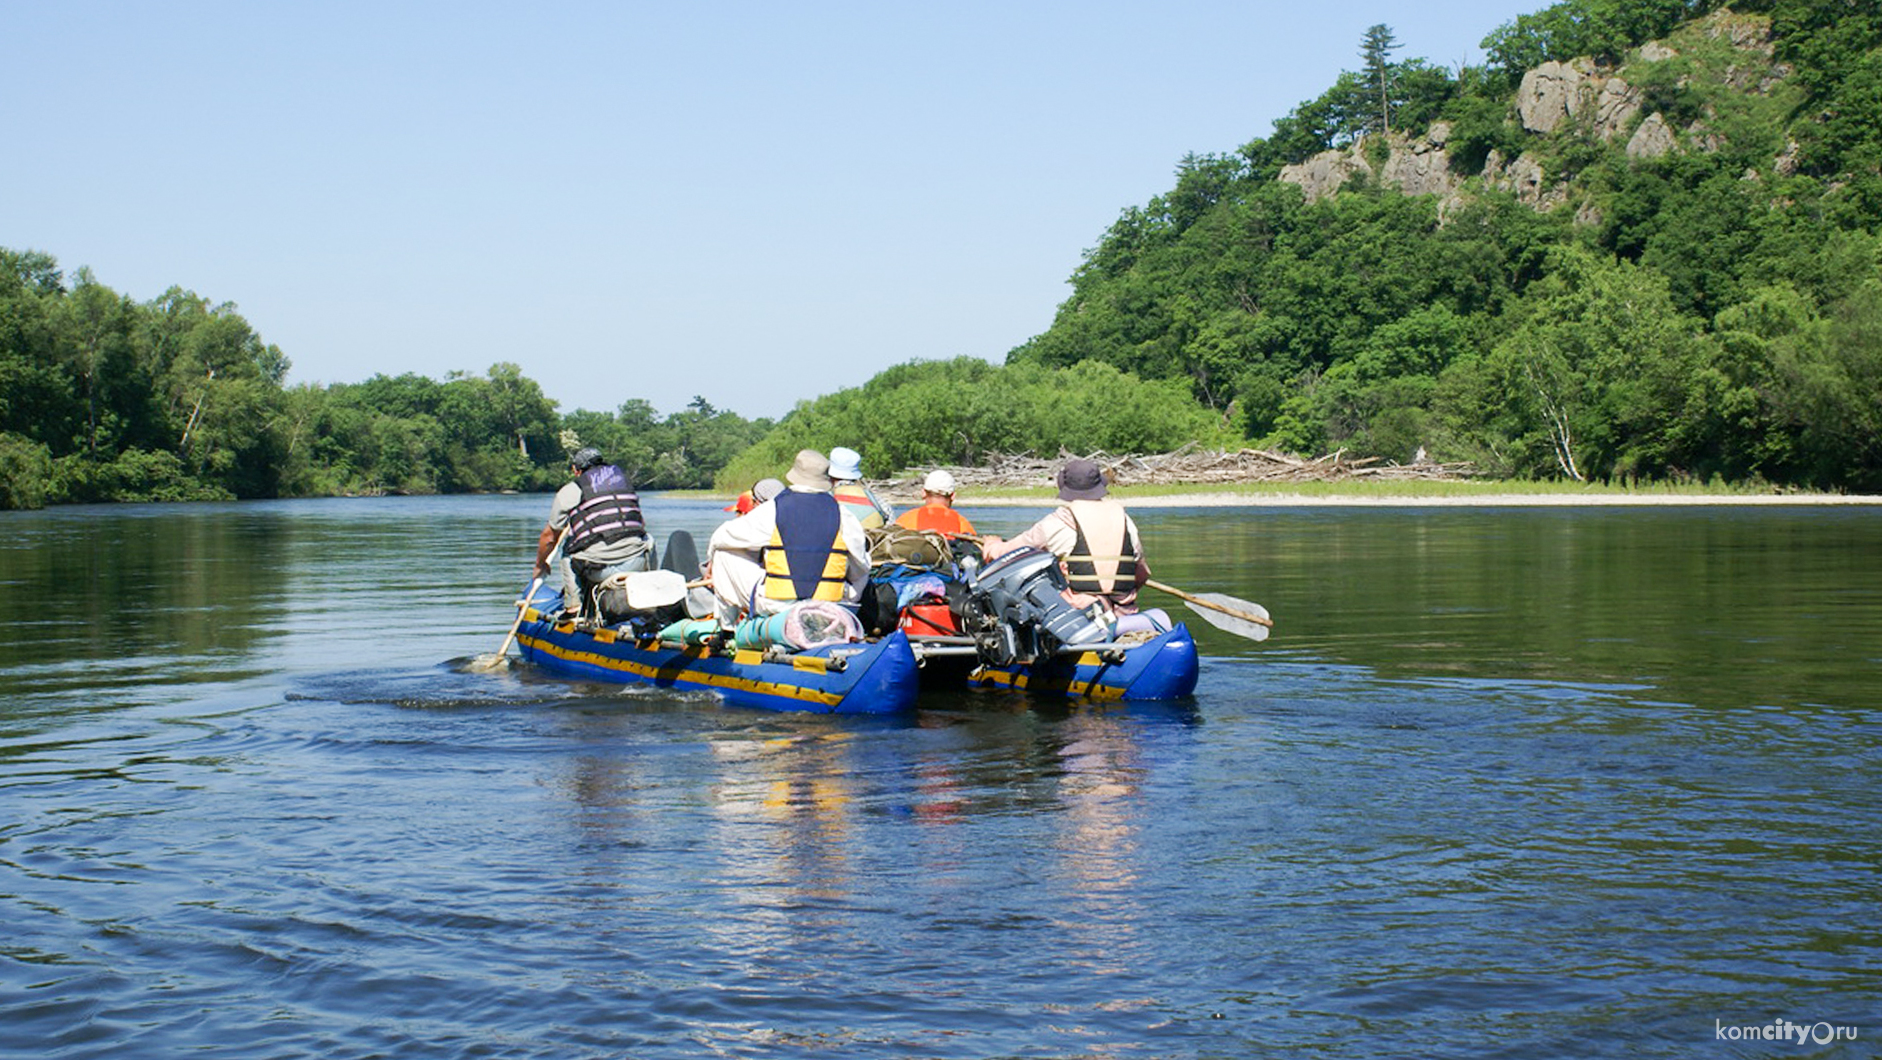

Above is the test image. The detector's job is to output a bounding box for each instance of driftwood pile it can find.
[879,444,1475,499]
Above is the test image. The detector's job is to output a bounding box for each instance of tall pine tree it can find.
[1360,24,1400,136]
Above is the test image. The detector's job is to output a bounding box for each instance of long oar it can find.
[955,533,1273,643]
[1143,578,1273,642]
[471,527,568,672]
[469,574,548,672]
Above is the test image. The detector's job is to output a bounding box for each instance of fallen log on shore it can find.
[878,446,1476,502]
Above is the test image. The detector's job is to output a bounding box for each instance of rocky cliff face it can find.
[1275,9,1790,219]
[1516,58,1645,139]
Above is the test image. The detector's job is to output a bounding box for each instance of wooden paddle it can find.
[1142,579,1273,642]
[470,526,568,672]
[469,574,547,672]
[953,533,1273,643]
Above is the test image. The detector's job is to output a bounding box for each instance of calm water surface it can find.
[2,494,1877,1058]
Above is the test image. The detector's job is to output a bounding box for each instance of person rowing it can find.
[536,447,655,620]
[978,457,1149,619]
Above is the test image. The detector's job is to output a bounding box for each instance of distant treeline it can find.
[0,249,773,509]
[0,247,1216,510]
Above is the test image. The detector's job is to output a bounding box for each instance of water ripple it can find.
[3,499,1879,1057]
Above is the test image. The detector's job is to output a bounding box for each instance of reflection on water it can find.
[1122,504,1882,710]
[0,495,1877,1058]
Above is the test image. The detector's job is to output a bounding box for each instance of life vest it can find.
[896,503,973,536]
[1062,499,1139,596]
[563,464,646,556]
[834,482,886,529]
[762,490,848,602]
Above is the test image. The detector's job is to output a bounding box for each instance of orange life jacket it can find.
[896,503,974,536]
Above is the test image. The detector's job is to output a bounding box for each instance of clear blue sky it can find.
[7,1,1537,421]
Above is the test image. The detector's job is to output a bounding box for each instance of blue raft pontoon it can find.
[894,545,1201,702]
[513,589,920,715]
[908,624,1199,702]
[954,623,1199,700]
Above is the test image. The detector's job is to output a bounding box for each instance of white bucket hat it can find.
[922,469,956,495]
[828,446,864,481]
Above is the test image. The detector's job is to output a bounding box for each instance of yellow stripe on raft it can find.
[517,630,848,708]
[965,662,1128,702]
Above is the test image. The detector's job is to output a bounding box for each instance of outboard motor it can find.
[957,547,1110,666]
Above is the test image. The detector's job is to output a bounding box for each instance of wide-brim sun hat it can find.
[1056,458,1107,501]
[922,469,956,495]
[828,446,864,481]
[786,450,833,490]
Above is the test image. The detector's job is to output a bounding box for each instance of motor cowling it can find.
[958,547,1109,665]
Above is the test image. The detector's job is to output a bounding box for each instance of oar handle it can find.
[494,525,570,661]
[492,573,545,659]
[954,531,1273,628]
[1144,578,1275,628]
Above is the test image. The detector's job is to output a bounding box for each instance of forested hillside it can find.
[1006,0,1882,489]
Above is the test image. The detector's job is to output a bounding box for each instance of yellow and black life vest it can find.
[762,491,848,602]
[1063,499,1139,596]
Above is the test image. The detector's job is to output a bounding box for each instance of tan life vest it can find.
[1063,499,1139,596]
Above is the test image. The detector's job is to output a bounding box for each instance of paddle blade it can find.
[472,574,543,675]
[1182,593,1271,642]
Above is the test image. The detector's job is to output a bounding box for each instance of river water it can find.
[2,494,1876,1058]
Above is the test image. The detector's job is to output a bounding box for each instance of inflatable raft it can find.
[513,583,920,715]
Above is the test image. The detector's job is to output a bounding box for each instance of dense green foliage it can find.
[0,251,771,508]
[1,250,291,504]
[1482,0,1723,75]
[561,397,773,491]
[1009,0,1882,489]
[715,357,1233,491]
[10,0,1880,506]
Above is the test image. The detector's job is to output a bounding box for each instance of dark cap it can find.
[1056,458,1107,501]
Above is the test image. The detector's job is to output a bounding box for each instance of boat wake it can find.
[285,660,721,711]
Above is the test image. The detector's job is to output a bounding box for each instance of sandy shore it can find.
[944,491,1882,508]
